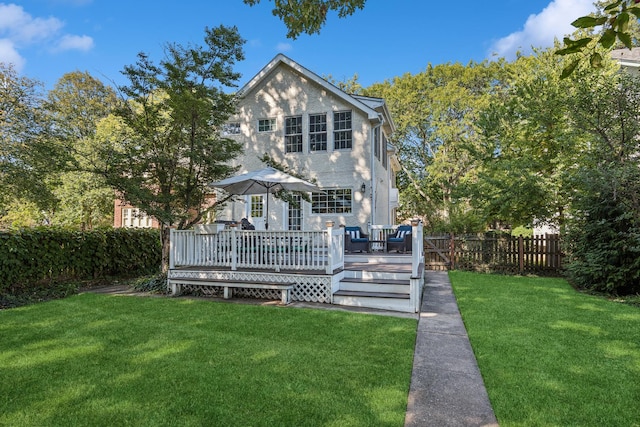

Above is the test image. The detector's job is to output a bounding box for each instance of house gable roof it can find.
[236,54,383,124]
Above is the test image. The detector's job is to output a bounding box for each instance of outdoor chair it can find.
[344,226,369,253]
[386,225,412,253]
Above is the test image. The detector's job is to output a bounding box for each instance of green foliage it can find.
[565,166,640,295]
[365,60,509,229]
[558,0,640,76]
[0,228,161,301]
[563,72,640,295]
[0,63,57,210]
[130,272,168,294]
[102,26,245,270]
[474,47,588,229]
[510,225,533,237]
[243,0,366,39]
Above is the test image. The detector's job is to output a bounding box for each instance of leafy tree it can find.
[472,47,597,230]
[45,71,118,229]
[0,63,55,217]
[564,71,640,295]
[324,73,363,94]
[99,26,245,271]
[365,61,508,232]
[243,0,365,38]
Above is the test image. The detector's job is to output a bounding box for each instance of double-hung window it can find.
[285,115,303,153]
[309,113,327,151]
[311,189,352,214]
[333,111,352,150]
[258,118,276,132]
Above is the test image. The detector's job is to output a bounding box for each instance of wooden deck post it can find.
[325,220,334,275]
[230,223,238,271]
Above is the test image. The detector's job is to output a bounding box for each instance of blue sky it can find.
[3,0,597,90]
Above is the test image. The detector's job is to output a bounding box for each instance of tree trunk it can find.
[160,225,171,273]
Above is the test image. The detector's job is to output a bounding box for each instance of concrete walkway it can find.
[405,271,499,427]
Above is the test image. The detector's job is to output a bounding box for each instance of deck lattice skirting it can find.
[168,270,332,303]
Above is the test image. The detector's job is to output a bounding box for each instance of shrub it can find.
[0,228,161,300]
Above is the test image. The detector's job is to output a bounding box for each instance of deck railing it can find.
[170,222,344,274]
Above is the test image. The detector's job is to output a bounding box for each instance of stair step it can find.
[333,290,410,299]
[340,277,409,285]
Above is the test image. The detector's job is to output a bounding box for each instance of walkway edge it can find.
[405,271,499,427]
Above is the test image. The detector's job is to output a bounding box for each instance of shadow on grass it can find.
[0,294,416,426]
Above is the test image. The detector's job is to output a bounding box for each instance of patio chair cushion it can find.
[350,238,368,243]
[345,227,361,240]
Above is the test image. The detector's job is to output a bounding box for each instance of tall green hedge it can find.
[0,228,161,295]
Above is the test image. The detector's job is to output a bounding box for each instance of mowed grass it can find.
[0,294,417,426]
[450,271,640,427]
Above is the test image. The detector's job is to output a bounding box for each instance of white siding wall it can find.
[217,63,397,231]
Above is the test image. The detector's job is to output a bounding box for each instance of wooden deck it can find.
[168,223,425,313]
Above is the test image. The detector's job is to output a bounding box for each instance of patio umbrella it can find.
[210,167,320,230]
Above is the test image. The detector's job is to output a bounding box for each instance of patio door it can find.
[247,195,265,230]
[287,195,302,230]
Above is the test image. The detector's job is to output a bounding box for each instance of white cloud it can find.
[489,0,596,60]
[55,34,93,52]
[0,38,24,70]
[0,3,93,68]
[0,3,63,44]
[276,42,292,52]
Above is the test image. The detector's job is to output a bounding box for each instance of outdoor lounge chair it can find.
[344,226,369,253]
[386,225,412,253]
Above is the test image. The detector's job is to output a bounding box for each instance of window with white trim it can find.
[122,208,152,228]
[288,194,302,231]
[250,195,263,217]
[222,122,240,135]
[285,115,303,153]
[258,118,276,132]
[309,113,327,151]
[312,189,352,214]
[333,110,352,150]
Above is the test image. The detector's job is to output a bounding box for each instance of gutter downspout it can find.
[371,121,383,226]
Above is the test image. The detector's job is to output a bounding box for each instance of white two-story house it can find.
[217,54,400,231]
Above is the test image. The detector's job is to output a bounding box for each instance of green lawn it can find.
[450,271,640,427]
[0,294,417,427]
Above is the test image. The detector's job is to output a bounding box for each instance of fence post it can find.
[518,235,524,274]
[169,228,175,269]
[449,232,455,270]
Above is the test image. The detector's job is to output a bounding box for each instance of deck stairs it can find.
[333,253,418,313]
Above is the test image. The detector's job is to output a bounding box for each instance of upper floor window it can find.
[311,188,352,214]
[222,122,240,136]
[258,118,276,132]
[374,126,380,160]
[309,113,327,151]
[382,134,388,169]
[333,111,352,150]
[285,115,303,153]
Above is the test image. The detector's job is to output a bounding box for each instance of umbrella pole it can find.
[265,191,269,230]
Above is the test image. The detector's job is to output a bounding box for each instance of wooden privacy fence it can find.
[424,233,563,275]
